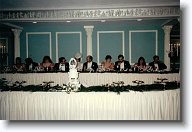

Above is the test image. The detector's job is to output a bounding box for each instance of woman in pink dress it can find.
[101,55,114,71]
[12,57,26,71]
[40,56,54,71]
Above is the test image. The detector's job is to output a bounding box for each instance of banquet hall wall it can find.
[18,24,164,65]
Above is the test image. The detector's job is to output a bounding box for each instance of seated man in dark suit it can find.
[114,54,131,71]
[83,55,98,72]
[54,57,69,72]
[149,55,167,71]
[25,58,39,71]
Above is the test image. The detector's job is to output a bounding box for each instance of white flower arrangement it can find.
[132,80,144,85]
[34,66,44,72]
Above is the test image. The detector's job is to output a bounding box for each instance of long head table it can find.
[0,73,180,86]
[0,73,180,120]
[0,89,180,120]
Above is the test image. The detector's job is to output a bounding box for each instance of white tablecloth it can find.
[0,89,180,120]
[0,73,180,86]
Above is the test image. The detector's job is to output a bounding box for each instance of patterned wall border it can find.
[0,7,180,21]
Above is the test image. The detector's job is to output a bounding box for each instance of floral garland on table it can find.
[0,78,180,94]
[132,80,144,85]
[100,81,126,94]
[157,78,168,82]
[50,84,80,94]
[1,66,180,74]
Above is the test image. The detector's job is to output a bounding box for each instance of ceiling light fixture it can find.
[137,19,142,21]
[101,20,105,22]
[33,22,37,23]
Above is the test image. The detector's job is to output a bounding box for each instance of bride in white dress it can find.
[74,52,83,71]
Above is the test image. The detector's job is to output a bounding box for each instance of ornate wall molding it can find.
[12,29,22,58]
[26,32,52,60]
[97,31,125,64]
[162,25,173,34]
[12,29,22,37]
[0,7,180,21]
[129,30,158,65]
[162,25,173,71]
[84,26,94,56]
[55,32,82,63]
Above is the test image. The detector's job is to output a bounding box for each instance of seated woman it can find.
[13,57,26,71]
[101,55,114,71]
[40,56,54,71]
[134,57,147,71]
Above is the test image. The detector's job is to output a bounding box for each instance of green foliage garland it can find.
[0,79,180,94]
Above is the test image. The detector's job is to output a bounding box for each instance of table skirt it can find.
[0,89,180,120]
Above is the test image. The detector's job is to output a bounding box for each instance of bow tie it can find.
[61,64,65,66]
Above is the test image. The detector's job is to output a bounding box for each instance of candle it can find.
[171,44,173,57]
[4,46,6,53]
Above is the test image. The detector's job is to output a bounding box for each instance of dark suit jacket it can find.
[54,63,69,72]
[114,60,131,71]
[83,61,98,72]
[25,62,39,71]
[148,61,167,70]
